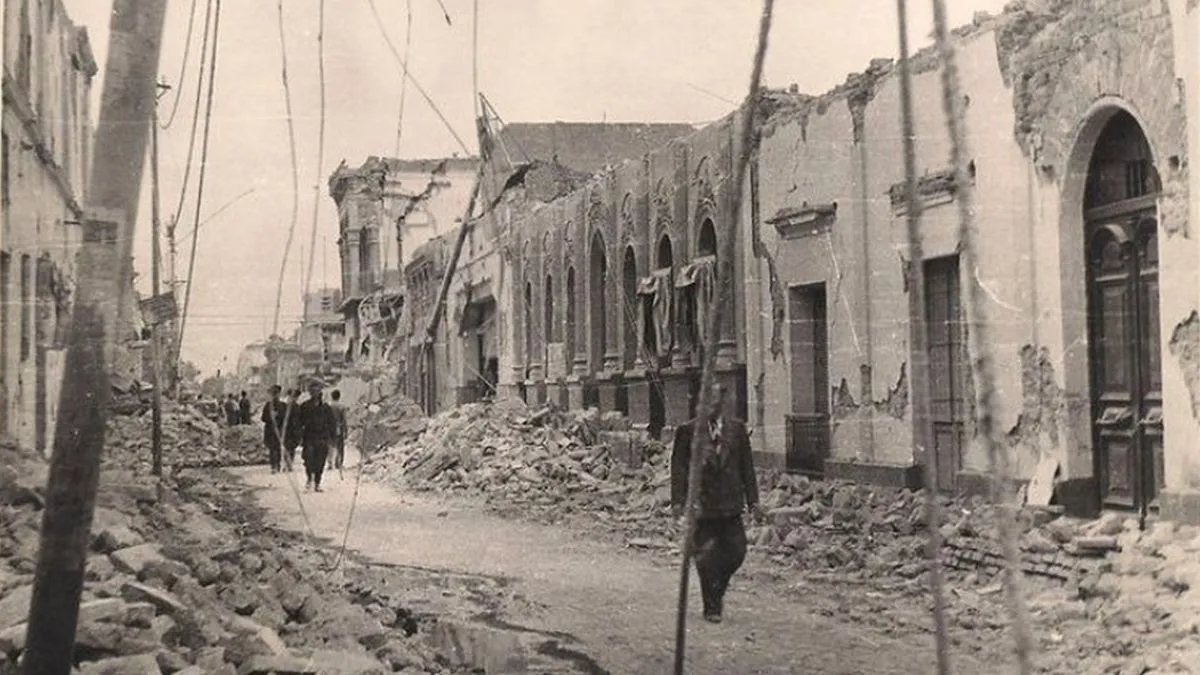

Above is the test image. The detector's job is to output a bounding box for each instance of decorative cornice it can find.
[887,165,975,215]
[766,202,838,240]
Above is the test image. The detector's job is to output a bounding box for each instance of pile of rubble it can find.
[0,435,461,673]
[362,399,675,535]
[106,401,267,471]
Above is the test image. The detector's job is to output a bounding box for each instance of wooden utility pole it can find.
[150,82,170,478]
[22,3,169,674]
[895,1,950,673]
[673,2,772,673]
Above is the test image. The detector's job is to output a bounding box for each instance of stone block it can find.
[226,615,289,657]
[625,374,651,427]
[237,655,318,675]
[110,544,169,577]
[597,379,619,413]
[567,378,585,410]
[306,649,390,675]
[77,653,162,675]
[93,522,145,555]
[120,582,187,617]
[0,585,32,630]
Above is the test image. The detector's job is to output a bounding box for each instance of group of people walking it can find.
[223,392,253,426]
[260,381,347,492]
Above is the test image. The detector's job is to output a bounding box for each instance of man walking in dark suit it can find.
[297,380,339,492]
[671,381,763,624]
[260,385,289,473]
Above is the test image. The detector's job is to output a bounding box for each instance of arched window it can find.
[622,246,638,368]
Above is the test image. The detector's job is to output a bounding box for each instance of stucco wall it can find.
[746,0,1198,500]
[1,0,94,453]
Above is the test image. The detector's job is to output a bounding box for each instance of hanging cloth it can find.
[652,268,673,358]
[693,256,716,350]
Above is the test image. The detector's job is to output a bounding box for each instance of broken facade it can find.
[0,0,96,454]
[746,0,1200,521]
[359,1,1200,523]
[297,287,347,378]
[329,156,479,371]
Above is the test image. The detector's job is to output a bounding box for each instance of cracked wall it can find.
[1170,311,1200,419]
[743,0,1200,490]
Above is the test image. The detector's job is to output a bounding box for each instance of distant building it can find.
[1,0,98,454]
[298,287,347,376]
[236,335,303,391]
[327,155,479,370]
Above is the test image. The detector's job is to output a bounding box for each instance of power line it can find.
[273,0,302,337]
[472,0,479,118]
[176,187,256,243]
[165,0,215,235]
[393,0,413,157]
[176,0,224,360]
[302,0,328,311]
[159,0,202,129]
[365,0,472,155]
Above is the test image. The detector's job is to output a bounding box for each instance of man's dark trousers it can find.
[303,442,330,488]
[266,440,282,472]
[692,515,748,617]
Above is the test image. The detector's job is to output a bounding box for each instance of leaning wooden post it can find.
[896,1,951,672]
[22,3,169,674]
[673,1,774,673]
[930,0,1036,672]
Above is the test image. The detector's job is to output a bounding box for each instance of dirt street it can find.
[239,453,1011,675]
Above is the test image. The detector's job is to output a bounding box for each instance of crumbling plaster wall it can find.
[748,18,1082,477]
[1007,0,1200,490]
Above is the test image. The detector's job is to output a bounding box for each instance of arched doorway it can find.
[589,231,607,373]
[622,246,638,369]
[1083,110,1163,511]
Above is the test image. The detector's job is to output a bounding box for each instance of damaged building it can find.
[297,287,347,378]
[414,121,703,420]
[328,155,479,371]
[1,0,97,454]
[360,0,1200,523]
[744,0,1200,521]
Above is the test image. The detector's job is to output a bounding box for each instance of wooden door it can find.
[785,283,829,476]
[1088,209,1163,510]
[926,256,969,492]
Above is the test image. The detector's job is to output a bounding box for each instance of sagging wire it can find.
[159,0,202,130]
[393,0,413,157]
[272,0,302,337]
[930,0,1036,672]
[896,1,951,672]
[674,1,774,673]
[176,0,223,363]
[302,0,328,303]
[366,0,473,155]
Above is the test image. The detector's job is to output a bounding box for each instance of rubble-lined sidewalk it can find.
[357,394,1200,674]
[0,407,510,674]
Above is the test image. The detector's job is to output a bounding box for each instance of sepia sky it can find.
[62,0,1009,376]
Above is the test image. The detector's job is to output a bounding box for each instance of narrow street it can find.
[239,453,1007,674]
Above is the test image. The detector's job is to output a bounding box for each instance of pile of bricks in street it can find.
[0,434,475,674]
[361,398,676,535]
[105,401,267,471]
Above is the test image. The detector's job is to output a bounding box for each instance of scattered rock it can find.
[77,653,162,675]
[110,545,170,577]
